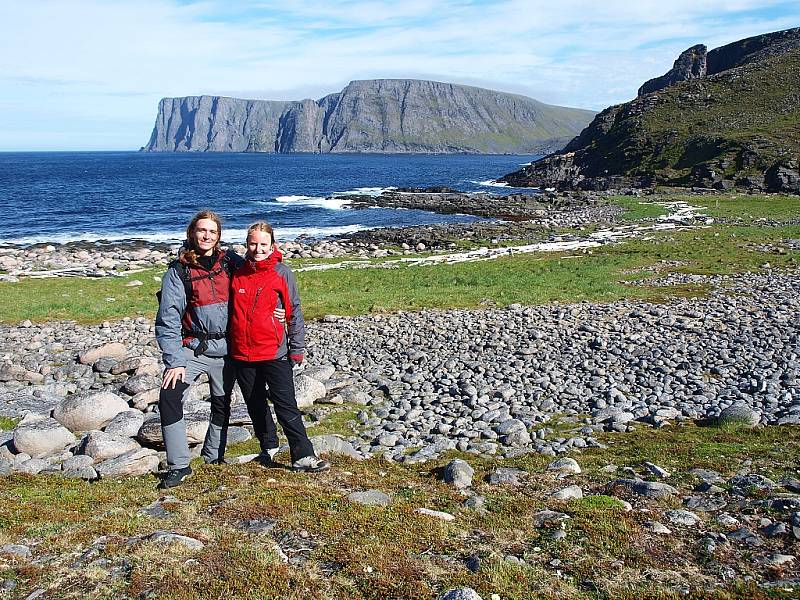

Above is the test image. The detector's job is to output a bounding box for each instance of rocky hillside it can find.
[500,28,800,192]
[142,79,595,154]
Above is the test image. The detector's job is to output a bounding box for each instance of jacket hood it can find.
[178,248,225,270]
[243,249,283,272]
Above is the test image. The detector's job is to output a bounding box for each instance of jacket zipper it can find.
[270,313,281,349]
[247,287,263,360]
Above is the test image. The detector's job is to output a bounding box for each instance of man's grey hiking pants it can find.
[158,349,235,469]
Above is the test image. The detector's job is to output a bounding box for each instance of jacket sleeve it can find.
[155,266,188,369]
[282,266,305,359]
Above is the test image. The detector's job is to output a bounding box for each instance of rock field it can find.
[0,262,797,480]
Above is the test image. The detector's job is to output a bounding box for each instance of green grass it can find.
[576,422,800,484]
[689,193,800,222]
[0,416,19,431]
[2,219,799,324]
[0,269,162,324]
[609,195,671,221]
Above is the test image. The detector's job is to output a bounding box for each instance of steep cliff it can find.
[500,27,800,192]
[141,79,596,154]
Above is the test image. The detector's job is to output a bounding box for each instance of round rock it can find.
[13,418,76,459]
[53,391,130,433]
[95,448,160,478]
[547,457,581,475]
[78,342,127,365]
[347,490,392,506]
[718,402,761,428]
[103,410,146,438]
[294,375,327,408]
[443,459,474,489]
[80,430,141,461]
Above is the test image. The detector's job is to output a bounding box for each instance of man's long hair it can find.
[182,210,223,266]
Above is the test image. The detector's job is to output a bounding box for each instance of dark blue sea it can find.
[0,152,539,246]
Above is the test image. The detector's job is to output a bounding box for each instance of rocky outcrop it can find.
[639,28,800,96]
[639,44,707,96]
[500,27,800,192]
[142,79,595,154]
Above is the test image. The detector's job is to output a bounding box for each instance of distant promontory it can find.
[141,79,596,155]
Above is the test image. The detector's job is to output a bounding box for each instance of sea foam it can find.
[472,179,510,188]
[274,195,351,210]
[2,224,368,247]
[336,186,396,196]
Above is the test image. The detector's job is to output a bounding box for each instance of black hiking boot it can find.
[157,466,193,489]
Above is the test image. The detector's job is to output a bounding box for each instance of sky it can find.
[1,0,798,151]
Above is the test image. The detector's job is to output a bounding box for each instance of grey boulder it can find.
[53,390,130,432]
[311,434,362,460]
[78,342,127,365]
[347,490,392,506]
[443,459,474,489]
[718,402,761,428]
[104,410,146,438]
[294,375,327,408]
[96,448,160,478]
[80,430,141,461]
[13,418,76,459]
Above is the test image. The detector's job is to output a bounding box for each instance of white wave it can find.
[1,224,368,247]
[274,195,312,203]
[471,179,510,188]
[0,231,188,246]
[274,195,351,210]
[336,186,396,196]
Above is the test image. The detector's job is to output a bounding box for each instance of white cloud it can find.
[0,0,797,149]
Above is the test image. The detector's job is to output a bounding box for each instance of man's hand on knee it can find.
[162,367,186,389]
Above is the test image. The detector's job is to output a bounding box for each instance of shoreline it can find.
[0,187,717,280]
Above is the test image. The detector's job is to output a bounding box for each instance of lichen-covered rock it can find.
[78,342,127,365]
[120,374,160,396]
[137,414,209,446]
[95,448,159,477]
[53,391,130,433]
[310,434,362,460]
[608,478,679,499]
[443,459,474,489]
[104,410,145,438]
[303,365,336,382]
[15,457,49,475]
[80,430,141,461]
[131,388,159,411]
[294,375,327,408]
[439,588,483,600]
[718,402,761,428]
[13,419,76,458]
[547,457,581,475]
[347,490,392,506]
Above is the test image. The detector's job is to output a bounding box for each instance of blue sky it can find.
[1,0,798,150]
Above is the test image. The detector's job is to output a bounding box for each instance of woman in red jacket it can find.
[228,221,330,473]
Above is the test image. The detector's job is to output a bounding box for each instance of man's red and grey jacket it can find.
[155,250,240,369]
[228,250,305,363]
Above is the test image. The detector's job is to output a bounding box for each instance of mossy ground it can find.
[2,422,798,599]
